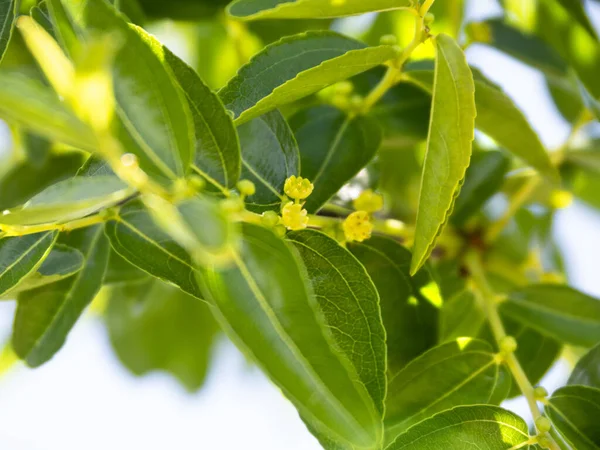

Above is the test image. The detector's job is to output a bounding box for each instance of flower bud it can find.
[534,386,548,400]
[535,417,552,434]
[237,179,256,197]
[500,336,518,354]
[281,201,309,231]
[284,176,314,201]
[343,211,373,242]
[261,210,280,227]
[353,189,384,213]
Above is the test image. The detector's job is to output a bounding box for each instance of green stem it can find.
[485,175,540,243]
[466,251,560,450]
[0,212,112,237]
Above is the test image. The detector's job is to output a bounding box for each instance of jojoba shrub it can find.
[0,0,599,449]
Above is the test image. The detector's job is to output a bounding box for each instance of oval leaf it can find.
[411,34,476,275]
[290,105,382,213]
[228,0,413,20]
[219,31,397,124]
[499,284,600,347]
[198,224,382,448]
[132,26,241,190]
[105,277,219,392]
[287,229,386,415]
[62,0,195,183]
[104,200,204,300]
[238,110,300,212]
[0,232,58,298]
[348,236,439,376]
[384,339,503,442]
[406,67,559,183]
[12,226,110,367]
[568,342,600,388]
[0,176,133,226]
[547,385,600,450]
[1,244,85,299]
[385,405,530,450]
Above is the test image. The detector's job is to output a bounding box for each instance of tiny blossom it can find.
[281,202,309,231]
[343,211,373,242]
[353,189,384,213]
[284,175,314,200]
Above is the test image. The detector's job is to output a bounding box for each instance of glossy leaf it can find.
[555,0,599,41]
[410,34,476,275]
[0,72,95,150]
[0,153,85,211]
[568,342,600,388]
[0,0,18,62]
[348,236,438,376]
[238,110,300,212]
[63,0,195,183]
[452,151,510,226]
[228,0,413,20]
[219,31,397,124]
[407,68,558,182]
[198,224,382,448]
[385,405,530,450]
[103,249,147,285]
[12,226,109,367]
[287,229,386,415]
[105,278,219,392]
[439,291,486,342]
[133,26,241,190]
[0,232,58,299]
[105,200,204,300]
[500,284,600,347]
[384,339,503,441]
[547,385,600,450]
[290,105,382,213]
[0,176,133,226]
[1,244,85,299]
[136,0,228,20]
[46,0,80,57]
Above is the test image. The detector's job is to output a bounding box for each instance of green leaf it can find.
[287,229,386,415]
[0,232,58,299]
[227,0,413,20]
[0,152,85,211]
[105,277,219,392]
[12,225,110,367]
[198,224,382,448]
[348,236,439,376]
[440,291,486,342]
[0,72,95,150]
[290,105,382,213]
[466,19,568,77]
[132,25,241,190]
[62,0,195,183]
[500,284,600,347]
[46,0,80,57]
[384,339,504,441]
[385,405,530,450]
[547,385,600,450]
[105,200,204,300]
[1,244,85,299]
[536,0,600,99]
[406,67,559,183]
[219,31,397,125]
[0,176,133,226]
[568,342,600,388]
[410,34,476,275]
[0,0,18,62]
[566,150,600,176]
[452,151,510,226]
[103,249,146,285]
[238,110,300,213]
[21,132,52,168]
[136,0,228,20]
[555,0,599,41]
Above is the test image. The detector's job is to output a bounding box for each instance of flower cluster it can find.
[276,176,314,231]
[343,190,384,242]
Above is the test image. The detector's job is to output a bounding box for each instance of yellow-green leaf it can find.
[410,34,476,275]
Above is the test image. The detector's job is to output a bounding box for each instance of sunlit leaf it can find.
[568,342,600,389]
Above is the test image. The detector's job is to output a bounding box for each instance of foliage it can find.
[0,0,599,448]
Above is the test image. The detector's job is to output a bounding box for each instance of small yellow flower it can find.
[549,190,573,210]
[353,189,384,213]
[284,175,314,201]
[343,211,373,242]
[281,201,309,231]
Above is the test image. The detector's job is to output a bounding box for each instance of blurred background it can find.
[1,0,600,448]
